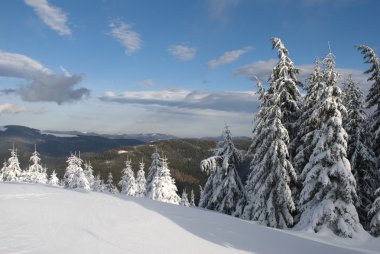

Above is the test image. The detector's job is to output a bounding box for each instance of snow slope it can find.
[0,183,379,254]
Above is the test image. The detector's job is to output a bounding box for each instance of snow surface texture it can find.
[1,183,379,254]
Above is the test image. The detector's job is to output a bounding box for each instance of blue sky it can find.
[0,0,379,137]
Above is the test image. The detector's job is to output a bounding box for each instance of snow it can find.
[39,130,78,138]
[0,126,7,132]
[0,183,379,254]
[118,150,128,154]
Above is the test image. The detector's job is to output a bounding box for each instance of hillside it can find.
[1,183,378,254]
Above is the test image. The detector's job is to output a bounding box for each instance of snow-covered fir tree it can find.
[296,51,361,237]
[269,37,302,149]
[357,45,380,159]
[118,159,136,196]
[342,76,379,229]
[2,146,22,182]
[0,161,6,181]
[105,172,118,194]
[199,125,246,216]
[180,189,190,207]
[92,173,106,192]
[242,77,296,228]
[83,161,95,190]
[190,189,195,207]
[48,170,60,186]
[369,188,380,236]
[63,153,90,191]
[149,156,180,204]
[27,146,47,184]
[146,147,162,197]
[135,160,147,197]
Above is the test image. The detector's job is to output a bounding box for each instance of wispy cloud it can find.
[139,79,156,87]
[109,20,142,55]
[0,103,27,114]
[24,0,72,36]
[100,89,260,114]
[0,51,89,104]
[168,44,197,61]
[207,0,240,22]
[207,46,251,68]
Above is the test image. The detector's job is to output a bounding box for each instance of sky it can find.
[0,0,379,137]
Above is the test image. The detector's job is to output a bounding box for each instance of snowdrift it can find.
[0,183,379,254]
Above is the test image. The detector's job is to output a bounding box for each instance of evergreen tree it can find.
[2,146,22,182]
[27,146,47,184]
[180,189,190,207]
[242,77,296,228]
[63,153,90,191]
[369,188,380,236]
[93,174,106,192]
[135,160,147,197]
[150,156,180,204]
[0,161,6,181]
[83,161,95,190]
[269,37,302,147]
[357,45,380,159]
[296,52,361,237]
[199,125,246,216]
[146,148,162,196]
[105,172,118,194]
[118,159,137,196]
[342,76,378,229]
[48,170,60,186]
[190,189,195,207]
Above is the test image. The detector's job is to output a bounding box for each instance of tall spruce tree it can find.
[83,161,95,190]
[342,76,378,229]
[199,125,246,216]
[296,51,361,237]
[242,77,296,228]
[63,153,90,191]
[135,160,147,197]
[27,146,47,184]
[105,172,118,194]
[146,148,162,197]
[118,159,137,196]
[2,146,22,182]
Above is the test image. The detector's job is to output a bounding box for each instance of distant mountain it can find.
[0,125,144,157]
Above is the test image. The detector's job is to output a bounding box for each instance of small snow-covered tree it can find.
[0,161,6,181]
[2,146,22,182]
[342,76,378,229]
[180,189,190,207]
[27,146,47,184]
[199,125,246,216]
[190,189,195,207]
[242,73,296,228]
[135,160,147,197]
[83,161,95,190]
[118,159,136,196]
[146,148,162,196]
[357,45,380,158]
[296,51,361,237]
[93,174,106,192]
[48,170,60,186]
[63,153,90,191]
[105,172,118,194]
[150,156,180,204]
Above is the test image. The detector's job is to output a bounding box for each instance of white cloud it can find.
[168,45,197,61]
[110,20,142,55]
[207,0,240,22]
[100,89,260,114]
[207,46,251,68]
[24,0,71,36]
[0,103,27,114]
[0,51,89,104]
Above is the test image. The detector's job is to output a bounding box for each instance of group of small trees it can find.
[199,39,380,238]
[0,145,59,186]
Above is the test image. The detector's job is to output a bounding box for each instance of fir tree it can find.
[180,189,190,207]
[0,161,6,181]
[135,160,147,197]
[105,172,118,194]
[27,146,47,184]
[2,146,22,182]
[63,153,90,191]
[342,76,378,229]
[199,125,246,216]
[146,147,162,197]
[150,156,180,204]
[357,45,380,159]
[296,51,361,237]
[118,159,137,196]
[93,174,106,192]
[83,161,95,190]
[48,170,60,186]
[369,188,380,236]
[190,189,195,207]
[269,37,302,147]
[242,77,296,228]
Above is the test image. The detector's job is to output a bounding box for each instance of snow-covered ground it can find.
[0,183,379,254]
